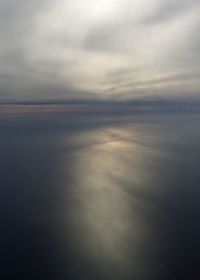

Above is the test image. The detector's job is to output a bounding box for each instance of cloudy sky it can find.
[0,0,200,102]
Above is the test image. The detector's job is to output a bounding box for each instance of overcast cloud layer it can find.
[0,0,200,101]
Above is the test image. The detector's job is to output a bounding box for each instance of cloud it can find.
[0,0,199,101]
[143,0,198,24]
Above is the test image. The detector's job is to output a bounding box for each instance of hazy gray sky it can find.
[0,0,200,101]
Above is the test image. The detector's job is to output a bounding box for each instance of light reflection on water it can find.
[63,124,167,279]
[1,113,200,279]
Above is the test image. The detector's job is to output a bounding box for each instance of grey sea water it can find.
[1,108,200,279]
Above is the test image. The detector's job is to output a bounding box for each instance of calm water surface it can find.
[1,110,200,279]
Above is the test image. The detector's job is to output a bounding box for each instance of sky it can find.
[0,0,200,102]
